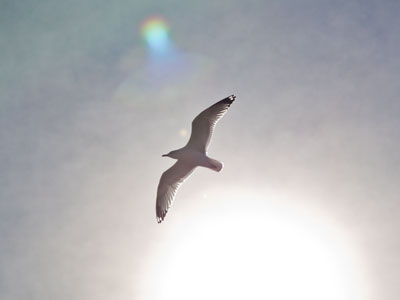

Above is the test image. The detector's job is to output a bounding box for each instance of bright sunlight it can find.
[143,190,367,300]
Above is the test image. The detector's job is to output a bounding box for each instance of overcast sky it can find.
[1,1,399,299]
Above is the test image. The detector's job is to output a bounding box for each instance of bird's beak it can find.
[162,154,168,157]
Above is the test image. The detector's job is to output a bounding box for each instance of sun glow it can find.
[143,191,367,300]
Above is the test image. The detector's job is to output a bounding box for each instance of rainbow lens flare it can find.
[141,16,171,54]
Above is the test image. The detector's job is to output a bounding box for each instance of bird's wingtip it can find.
[156,206,167,223]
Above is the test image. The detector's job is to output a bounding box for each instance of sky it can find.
[1,0,400,299]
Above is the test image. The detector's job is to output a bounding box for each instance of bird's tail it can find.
[208,158,223,172]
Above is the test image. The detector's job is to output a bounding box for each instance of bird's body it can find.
[156,95,236,223]
[163,148,223,171]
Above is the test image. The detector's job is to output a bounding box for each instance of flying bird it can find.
[156,95,236,223]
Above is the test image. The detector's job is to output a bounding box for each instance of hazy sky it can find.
[1,1,399,299]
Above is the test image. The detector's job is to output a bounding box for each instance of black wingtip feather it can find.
[219,94,236,106]
[156,205,167,223]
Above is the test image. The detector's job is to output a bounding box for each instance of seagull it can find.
[156,95,236,223]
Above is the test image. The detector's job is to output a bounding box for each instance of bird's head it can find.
[162,150,179,159]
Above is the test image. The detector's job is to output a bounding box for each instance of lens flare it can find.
[140,16,171,54]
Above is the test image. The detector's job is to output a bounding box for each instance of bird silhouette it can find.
[156,95,236,223]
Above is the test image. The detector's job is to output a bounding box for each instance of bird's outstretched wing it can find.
[156,160,196,223]
[186,95,235,153]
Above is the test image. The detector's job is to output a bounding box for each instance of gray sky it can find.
[1,1,399,299]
